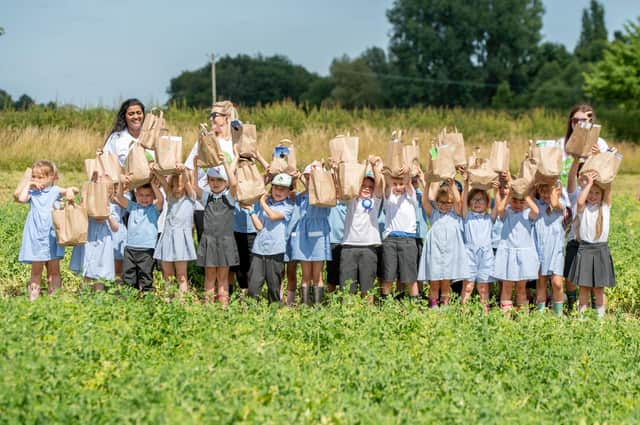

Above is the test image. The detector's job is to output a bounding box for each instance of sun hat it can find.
[207,166,228,181]
[272,173,292,187]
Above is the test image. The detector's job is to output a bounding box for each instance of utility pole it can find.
[210,53,217,105]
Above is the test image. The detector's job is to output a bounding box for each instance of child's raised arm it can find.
[151,176,164,212]
[525,194,539,220]
[550,182,563,212]
[191,156,204,200]
[461,171,469,219]
[448,179,462,216]
[180,165,196,200]
[115,175,130,209]
[370,156,384,199]
[260,193,285,222]
[567,156,580,195]
[243,203,263,232]
[422,180,434,217]
[495,184,509,220]
[576,172,594,214]
[221,153,238,195]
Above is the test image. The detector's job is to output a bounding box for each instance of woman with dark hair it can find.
[103,98,145,166]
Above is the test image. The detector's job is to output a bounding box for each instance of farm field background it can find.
[1,106,640,424]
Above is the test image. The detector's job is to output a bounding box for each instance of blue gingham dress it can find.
[290,192,331,261]
[154,195,197,262]
[492,207,540,281]
[19,186,65,264]
[463,212,495,283]
[70,217,115,280]
[533,199,565,276]
[418,206,470,281]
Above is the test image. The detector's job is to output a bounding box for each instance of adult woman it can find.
[103,98,145,166]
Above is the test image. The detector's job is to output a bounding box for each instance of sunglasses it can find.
[571,114,592,125]
[208,111,228,120]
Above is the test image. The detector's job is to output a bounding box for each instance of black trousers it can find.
[122,247,155,292]
[231,232,257,289]
[248,254,284,303]
[194,210,205,244]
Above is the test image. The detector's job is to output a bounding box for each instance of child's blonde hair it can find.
[168,173,190,198]
[31,160,57,178]
[436,188,454,203]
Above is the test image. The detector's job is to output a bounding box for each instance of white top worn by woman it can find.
[103,128,137,166]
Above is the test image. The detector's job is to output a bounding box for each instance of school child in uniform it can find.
[111,184,127,283]
[567,172,615,317]
[381,171,419,300]
[492,174,540,311]
[192,154,239,305]
[418,178,470,308]
[290,163,333,305]
[115,175,164,293]
[285,175,302,305]
[533,182,566,315]
[340,159,384,300]
[563,157,583,310]
[16,160,77,301]
[70,181,120,290]
[153,166,197,294]
[246,173,295,303]
[460,174,496,312]
[326,201,347,293]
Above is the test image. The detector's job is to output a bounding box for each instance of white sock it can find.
[596,306,606,318]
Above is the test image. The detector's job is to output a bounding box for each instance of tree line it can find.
[167,0,639,111]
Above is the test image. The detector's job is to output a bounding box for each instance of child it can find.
[413,173,429,298]
[340,159,384,300]
[246,173,295,303]
[111,184,127,282]
[567,172,615,317]
[290,164,333,305]
[381,172,419,300]
[326,201,347,293]
[533,182,566,315]
[16,160,76,301]
[154,166,197,294]
[115,175,164,292]
[70,181,121,290]
[460,175,496,311]
[493,174,540,311]
[192,155,239,305]
[418,178,470,308]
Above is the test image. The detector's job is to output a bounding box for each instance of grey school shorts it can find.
[382,236,418,284]
[340,245,378,294]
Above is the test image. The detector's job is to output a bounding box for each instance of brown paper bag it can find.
[330,135,359,163]
[52,202,88,246]
[580,150,622,184]
[510,177,531,199]
[403,139,421,177]
[430,144,456,181]
[309,167,337,207]
[124,142,151,189]
[439,128,466,166]
[269,139,297,175]
[532,140,563,178]
[384,141,407,177]
[566,123,601,158]
[489,141,510,173]
[138,109,165,150]
[14,167,32,201]
[236,159,265,204]
[468,157,498,191]
[154,135,183,175]
[85,181,111,219]
[232,123,258,158]
[84,152,122,183]
[197,124,224,168]
[337,161,367,201]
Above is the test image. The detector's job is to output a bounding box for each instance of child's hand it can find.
[240,203,253,211]
[65,187,76,201]
[461,170,469,181]
[96,148,104,156]
[217,152,226,164]
[175,163,185,172]
[591,144,600,155]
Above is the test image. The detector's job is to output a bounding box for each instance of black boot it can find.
[302,286,310,306]
[314,286,324,306]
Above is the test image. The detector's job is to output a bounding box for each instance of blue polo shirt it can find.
[233,201,258,233]
[252,198,294,256]
[328,202,347,244]
[126,201,161,249]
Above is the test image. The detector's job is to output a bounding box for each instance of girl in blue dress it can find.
[16,160,77,301]
[70,182,120,290]
[460,174,496,312]
[154,165,197,294]
[533,182,566,315]
[418,178,469,308]
[493,174,540,312]
[290,163,332,305]
[111,189,127,282]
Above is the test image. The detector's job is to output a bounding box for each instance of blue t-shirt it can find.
[126,201,161,249]
[328,202,347,244]
[233,201,258,233]
[252,198,294,256]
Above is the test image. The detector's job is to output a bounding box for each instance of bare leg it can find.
[593,287,606,317]
[578,286,591,315]
[287,261,298,305]
[461,280,475,305]
[46,260,61,295]
[501,281,514,312]
[536,275,548,310]
[428,280,440,308]
[440,280,451,305]
[515,280,528,309]
[28,262,44,301]
[477,282,490,312]
[114,259,123,283]
[175,261,189,293]
[204,267,217,303]
[216,266,230,306]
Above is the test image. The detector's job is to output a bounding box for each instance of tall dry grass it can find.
[2,124,639,175]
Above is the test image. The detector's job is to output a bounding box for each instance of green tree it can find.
[584,18,640,109]
[168,54,320,107]
[0,89,12,110]
[574,0,608,63]
[329,55,384,108]
[386,0,544,106]
[0,26,4,36]
[13,94,35,110]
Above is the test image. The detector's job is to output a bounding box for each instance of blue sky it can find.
[1,0,638,107]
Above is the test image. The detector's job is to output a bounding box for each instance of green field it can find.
[1,104,640,424]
